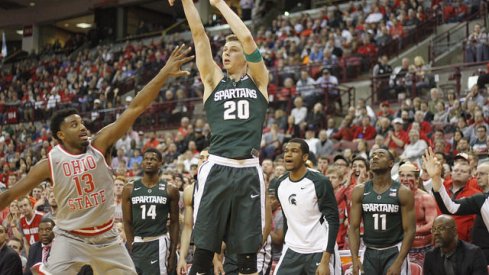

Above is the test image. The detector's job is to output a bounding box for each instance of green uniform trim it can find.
[245,49,263,63]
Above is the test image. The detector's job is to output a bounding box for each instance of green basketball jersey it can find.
[131,179,170,237]
[361,180,403,247]
[204,75,268,158]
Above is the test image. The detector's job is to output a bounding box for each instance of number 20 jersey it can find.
[48,144,114,231]
[205,75,268,158]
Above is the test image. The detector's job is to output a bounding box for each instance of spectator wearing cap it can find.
[385,117,409,151]
[353,116,377,141]
[400,129,428,162]
[376,101,395,120]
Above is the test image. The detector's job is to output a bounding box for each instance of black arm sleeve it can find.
[433,188,486,215]
[315,177,339,253]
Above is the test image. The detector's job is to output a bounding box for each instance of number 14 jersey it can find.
[361,180,403,247]
[131,179,170,237]
[204,75,268,159]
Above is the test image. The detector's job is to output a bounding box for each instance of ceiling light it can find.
[16,30,23,35]
[29,2,35,6]
[64,23,69,27]
[76,23,92,29]
[284,11,290,16]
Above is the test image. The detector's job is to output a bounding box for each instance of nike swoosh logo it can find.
[301,187,306,190]
[316,262,320,266]
[251,194,259,199]
[151,260,157,264]
[197,273,206,275]
[134,187,142,191]
[363,192,371,195]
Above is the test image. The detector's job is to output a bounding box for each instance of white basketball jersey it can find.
[48,144,114,231]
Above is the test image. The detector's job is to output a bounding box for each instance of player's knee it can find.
[237,253,257,274]
[189,248,213,274]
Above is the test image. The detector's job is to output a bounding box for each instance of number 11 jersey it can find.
[361,180,404,247]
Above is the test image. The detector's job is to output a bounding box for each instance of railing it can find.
[370,60,488,106]
[429,1,488,64]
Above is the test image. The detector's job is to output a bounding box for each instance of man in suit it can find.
[423,215,487,275]
[25,218,55,275]
[0,224,23,275]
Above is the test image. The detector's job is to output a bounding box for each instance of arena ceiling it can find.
[0,0,175,40]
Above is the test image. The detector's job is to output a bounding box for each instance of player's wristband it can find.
[245,49,263,63]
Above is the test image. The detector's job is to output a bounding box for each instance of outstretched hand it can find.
[161,44,194,77]
[168,0,177,7]
[422,147,442,178]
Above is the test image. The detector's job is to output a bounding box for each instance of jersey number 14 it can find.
[140,205,156,220]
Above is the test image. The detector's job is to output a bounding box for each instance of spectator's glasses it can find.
[431,226,455,234]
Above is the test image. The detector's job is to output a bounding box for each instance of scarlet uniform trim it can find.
[70,219,114,236]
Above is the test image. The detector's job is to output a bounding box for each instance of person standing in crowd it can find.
[0,45,193,274]
[122,148,180,274]
[169,0,269,274]
[270,138,340,274]
[398,162,438,266]
[349,148,415,275]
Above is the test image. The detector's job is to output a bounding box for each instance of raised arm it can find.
[167,184,180,274]
[177,184,194,275]
[92,45,193,154]
[210,0,269,94]
[122,183,134,252]
[348,184,365,275]
[174,0,222,100]
[0,159,50,210]
[387,186,415,275]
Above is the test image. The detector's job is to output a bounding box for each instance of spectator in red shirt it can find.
[17,196,44,255]
[333,116,355,141]
[353,116,377,141]
[384,118,409,151]
[442,162,481,241]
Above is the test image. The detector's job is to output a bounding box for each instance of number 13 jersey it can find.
[205,75,268,159]
[361,180,404,247]
[48,144,114,231]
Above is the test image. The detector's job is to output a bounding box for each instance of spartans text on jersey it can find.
[213,88,257,101]
[362,203,400,213]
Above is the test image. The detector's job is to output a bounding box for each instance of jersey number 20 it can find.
[140,205,156,220]
[224,100,249,120]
